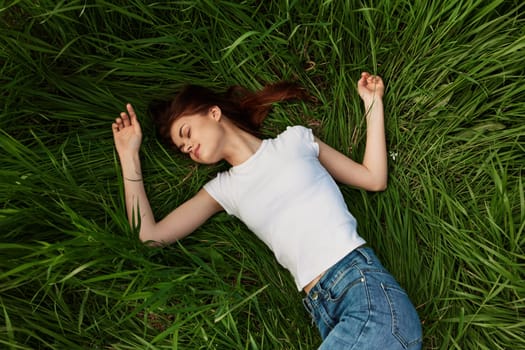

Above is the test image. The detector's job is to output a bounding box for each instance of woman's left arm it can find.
[317,72,387,192]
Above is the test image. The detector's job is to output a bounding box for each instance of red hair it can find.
[149,82,309,148]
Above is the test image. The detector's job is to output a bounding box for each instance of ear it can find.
[209,106,222,122]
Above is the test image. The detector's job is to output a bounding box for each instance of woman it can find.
[112,72,423,349]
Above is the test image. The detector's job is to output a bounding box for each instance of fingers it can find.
[120,104,137,126]
[113,117,123,132]
[126,103,137,123]
[112,103,137,132]
[120,111,131,127]
[359,72,382,87]
[367,75,382,84]
[119,104,136,127]
[358,72,369,85]
[112,122,120,135]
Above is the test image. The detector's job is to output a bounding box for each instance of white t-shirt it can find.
[204,126,366,290]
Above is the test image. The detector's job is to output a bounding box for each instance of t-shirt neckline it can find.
[230,139,268,174]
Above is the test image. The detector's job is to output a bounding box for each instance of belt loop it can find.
[303,295,318,326]
[302,297,313,317]
[357,246,373,265]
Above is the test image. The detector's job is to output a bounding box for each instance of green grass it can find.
[1,1,524,349]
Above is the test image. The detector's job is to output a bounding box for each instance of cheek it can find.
[202,123,224,142]
[201,126,225,158]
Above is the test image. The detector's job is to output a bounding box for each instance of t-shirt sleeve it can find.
[283,125,320,157]
[203,172,238,217]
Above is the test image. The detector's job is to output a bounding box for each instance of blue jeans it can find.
[303,247,422,349]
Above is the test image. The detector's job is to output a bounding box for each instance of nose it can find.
[184,143,193,154]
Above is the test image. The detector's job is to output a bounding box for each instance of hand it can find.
[357,72,384,105]
[112,103,143,157]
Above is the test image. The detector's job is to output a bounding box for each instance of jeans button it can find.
[311,292,319,300]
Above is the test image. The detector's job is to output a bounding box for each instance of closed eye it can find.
[176,125,191,152]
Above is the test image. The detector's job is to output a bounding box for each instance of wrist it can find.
[118,151,140,163]
[124,176,143,182]
[363,96,383,108]
[119,153,142,178]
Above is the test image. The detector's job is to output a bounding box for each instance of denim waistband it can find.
[306,245,376,297]
[302,246,376,316]
[301,246,422,347]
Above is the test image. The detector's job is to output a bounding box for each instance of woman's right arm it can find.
[112,104,222,245]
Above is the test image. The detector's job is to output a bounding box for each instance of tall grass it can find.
[1,1,524,349]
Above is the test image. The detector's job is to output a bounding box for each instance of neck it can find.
[221,119,262,166]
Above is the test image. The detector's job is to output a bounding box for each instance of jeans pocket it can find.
[326,266,365,301]
[320,270,369,337]
[381,283,422,348]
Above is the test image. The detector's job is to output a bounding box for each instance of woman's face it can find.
[170,106,226,164]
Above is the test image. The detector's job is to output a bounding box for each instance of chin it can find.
[192,156,218,165]
[194,150,221,165]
